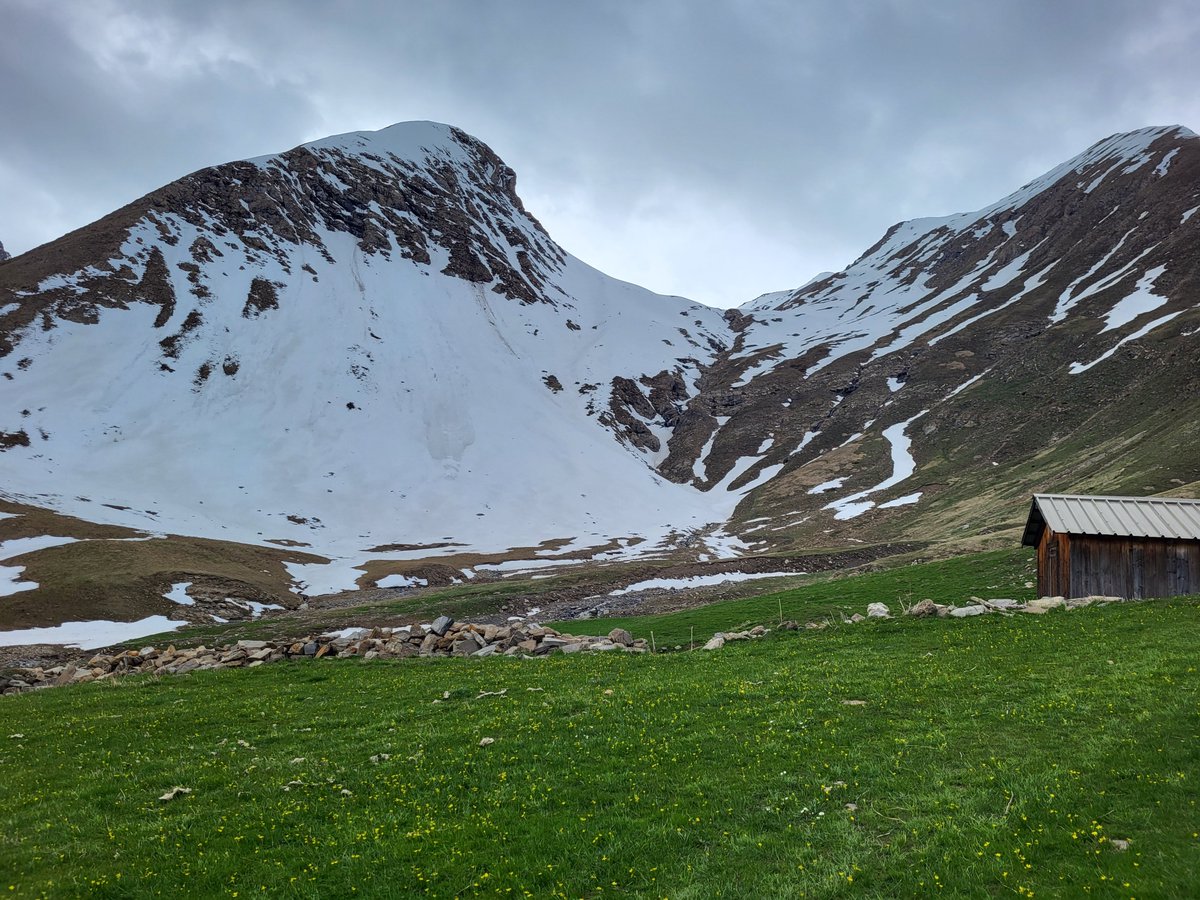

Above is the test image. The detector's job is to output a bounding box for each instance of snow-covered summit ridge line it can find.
[732,124,1198,378]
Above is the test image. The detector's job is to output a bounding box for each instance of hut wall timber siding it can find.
[1022,494,1200,599]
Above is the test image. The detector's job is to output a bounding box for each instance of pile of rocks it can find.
[0,617,649,695]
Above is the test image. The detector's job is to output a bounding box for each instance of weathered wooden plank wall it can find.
[1064,535,1200,599]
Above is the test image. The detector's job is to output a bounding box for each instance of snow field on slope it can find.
[1,204,748,593]
[0,616,189,649]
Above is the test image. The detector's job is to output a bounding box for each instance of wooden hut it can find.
[1021,494,1200,599]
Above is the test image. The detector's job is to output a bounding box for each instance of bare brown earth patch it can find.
[0,501,326,629]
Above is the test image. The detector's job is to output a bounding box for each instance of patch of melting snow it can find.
[0,512,20,521]
[609,571,803,595]
[1069,312,1182,374]
[878,492,923,509]
[226,599,284,618]
[1154,147,1179,176]
[474,558,588,574]
[0,535,81,560]
[823,411,928,520]
[1098,265,1168,333]
[702,528,750,559]
[0,565,37,597]
[0,616,189,649]
[807,478,847,495]
[886,377,904,392]
[164,582,194,606]
[285,559,366,596]
[321,627,372,641]
[375,573,428,589]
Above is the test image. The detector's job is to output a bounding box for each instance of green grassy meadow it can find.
[3,550,1199,897]
[555,548,1035,647]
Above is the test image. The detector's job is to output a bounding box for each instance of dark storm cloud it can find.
[2,0,1197,306]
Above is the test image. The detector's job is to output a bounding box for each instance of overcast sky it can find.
[3,0,1198,308]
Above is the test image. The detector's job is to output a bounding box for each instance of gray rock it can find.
[985,598,1020,609]
[451,634,482,656]
[849,613,865,623]
[907,599,940,617]
[1027,597,1065,611]
[236,640,269,650]
[702,634,726,651]
[430,615,454,637]
[471,643,499,658]
[608,628,634,646]
[949,605,987,617]
[866,602,891,618]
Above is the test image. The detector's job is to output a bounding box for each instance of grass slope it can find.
[2,595,1198,896]
[553,548,1034,647]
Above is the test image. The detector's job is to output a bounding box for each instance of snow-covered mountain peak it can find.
[0,121,739,573]
[252,120,467,164]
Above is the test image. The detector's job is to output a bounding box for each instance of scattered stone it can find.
[608,627,634,646]
[1110,838,1130,851]
[907,599,941,618]
[845,802,858,812]
[158,786,192,802]
[842,700,868,706]
[849,613,865,623]
[478,737,495,747]
[1027,597,1065,611]
[430,615,454,637]
[702,634,726,651]
[866,602,891,618]
[949,605,987,618]
[985,598,1020,609]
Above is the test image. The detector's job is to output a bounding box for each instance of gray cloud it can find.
[3,0,1198,306]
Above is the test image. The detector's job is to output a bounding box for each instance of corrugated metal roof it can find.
[1021,494,1200,545]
